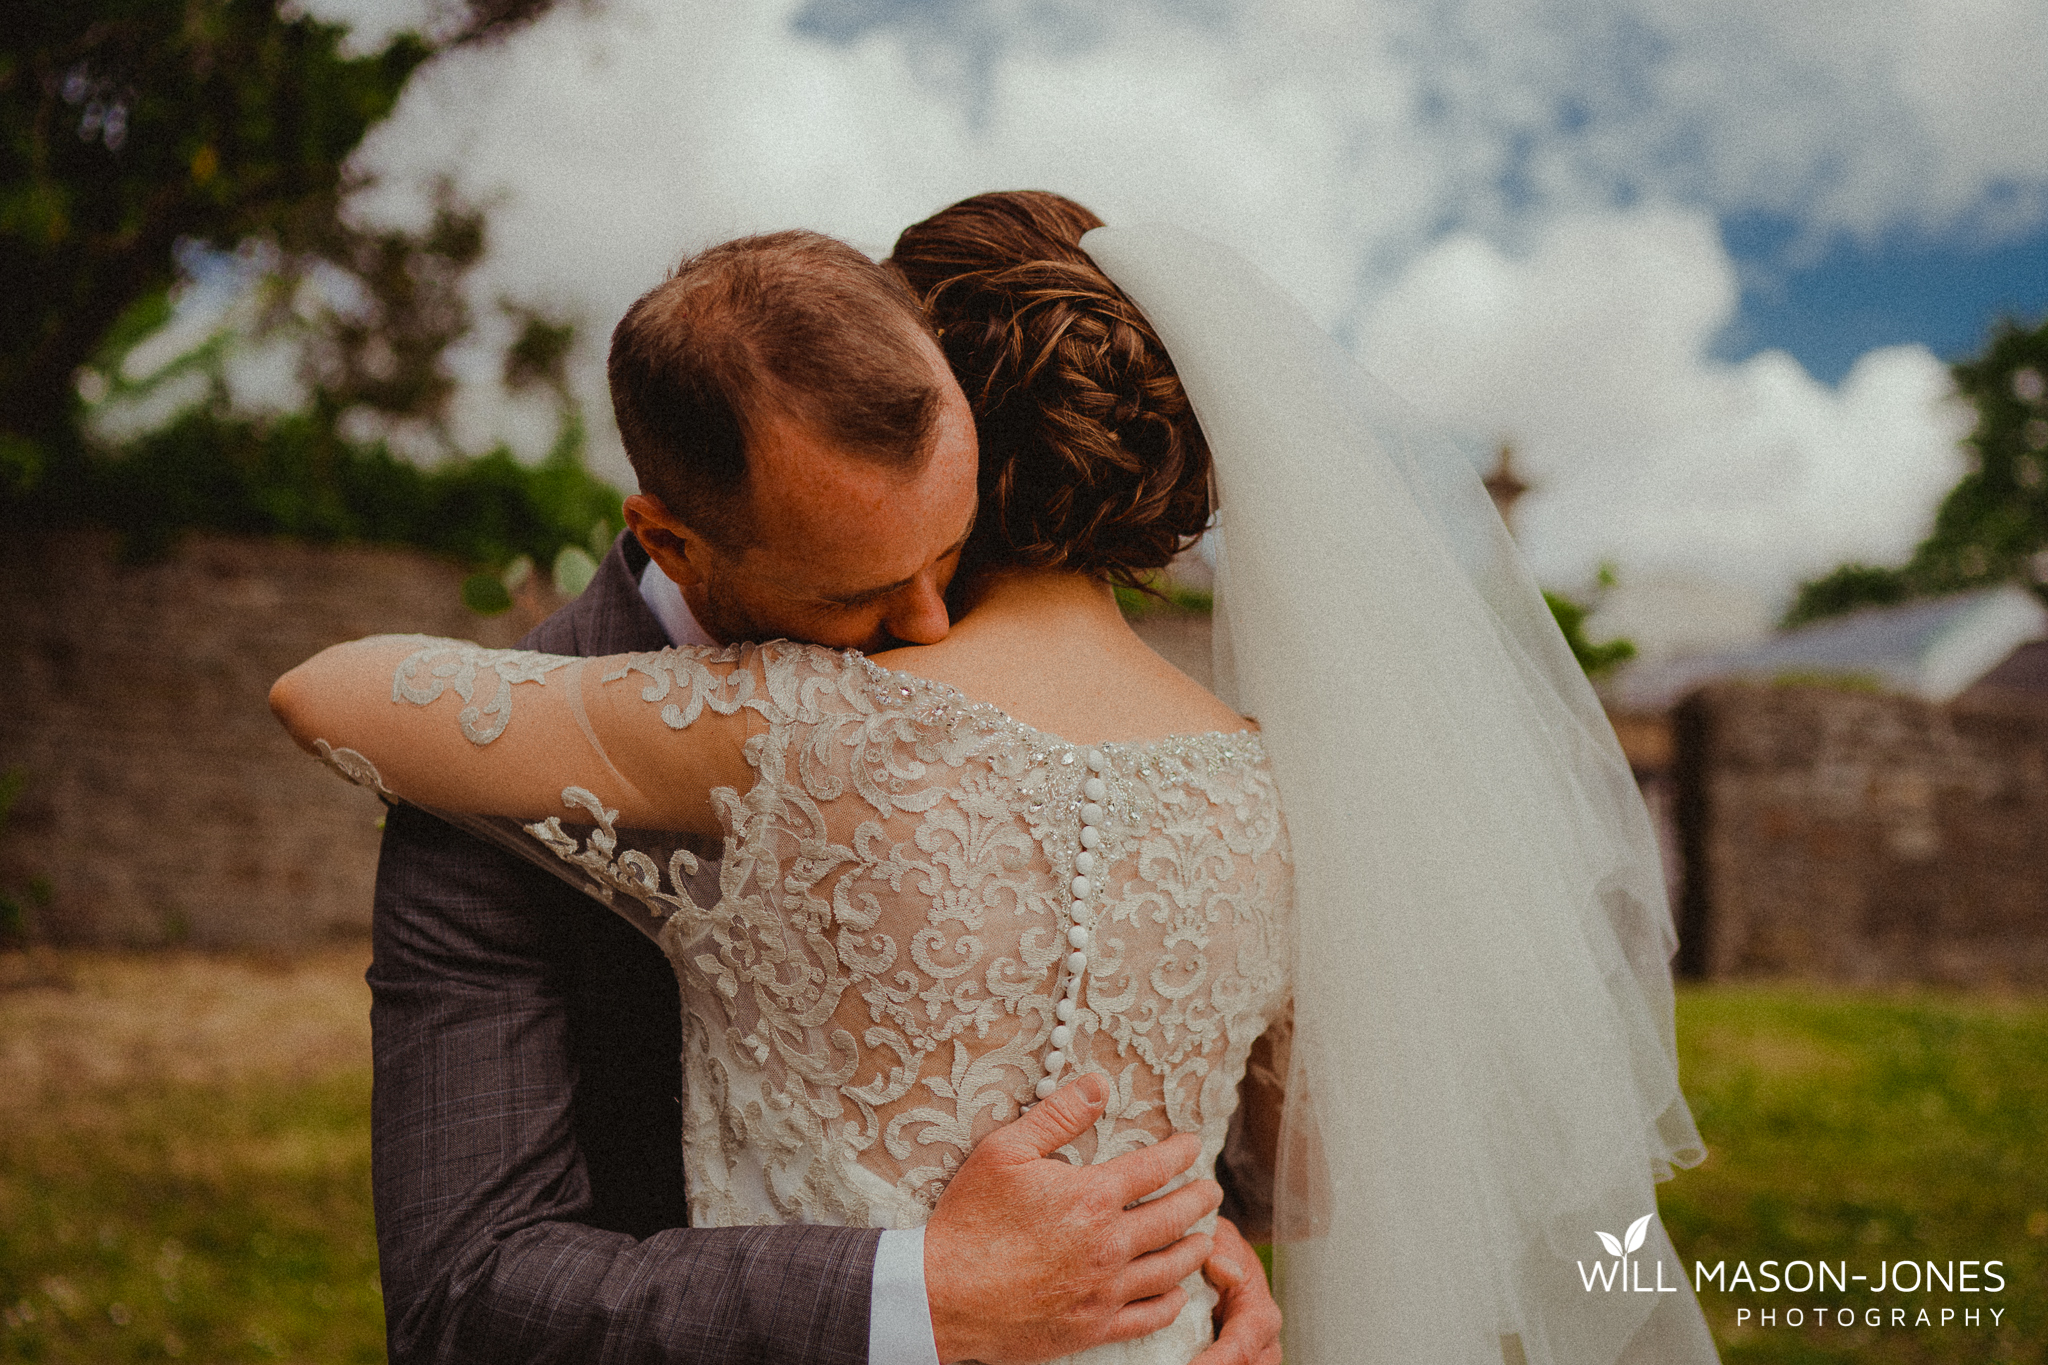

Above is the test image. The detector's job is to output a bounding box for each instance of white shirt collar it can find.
[637,558,719,648]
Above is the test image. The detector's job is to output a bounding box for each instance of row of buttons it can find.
[1036,747,1110,1100]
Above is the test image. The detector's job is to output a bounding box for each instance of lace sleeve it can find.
[272,635,760,839]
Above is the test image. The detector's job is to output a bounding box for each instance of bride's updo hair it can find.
[889,191,1211,588]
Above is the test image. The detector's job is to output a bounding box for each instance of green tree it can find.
[2,0,571,467]
[1781,560,1915,628]
[0,0,625,585]
[1785,313,2048,627]
[1544,588,1636,678]
[1904,316,2048,591]
[0,0,432,462]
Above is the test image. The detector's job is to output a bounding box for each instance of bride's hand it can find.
[922,1073,1222,1364]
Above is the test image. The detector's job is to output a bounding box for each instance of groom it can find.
[369,229,1281,1364]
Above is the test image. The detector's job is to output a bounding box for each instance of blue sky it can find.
[254,0,2048,605]
[1720,215,2048,384]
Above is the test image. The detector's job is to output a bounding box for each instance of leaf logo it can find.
[1593,1215,1653,1259]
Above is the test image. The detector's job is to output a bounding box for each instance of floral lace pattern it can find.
[524,787,708,924]
[521,641,1293,1242]
[313,739,393,797]
[392,641,576,744]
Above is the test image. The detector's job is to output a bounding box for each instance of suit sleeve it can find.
[369,802,881,1364]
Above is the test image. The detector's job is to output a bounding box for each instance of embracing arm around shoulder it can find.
[269,636,754,838]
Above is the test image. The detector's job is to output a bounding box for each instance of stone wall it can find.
[18,534,2038,978]
[0,531,1219,950]
[0,530,548,947]
[1674,683,2048,986]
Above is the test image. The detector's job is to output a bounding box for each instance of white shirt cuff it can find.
[869,1226,941,1365]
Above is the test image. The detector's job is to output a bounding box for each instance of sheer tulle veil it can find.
[1081,226,1720,1365]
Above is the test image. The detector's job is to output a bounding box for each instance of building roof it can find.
[1967,639,2048,698]
[1608,584,2048,711]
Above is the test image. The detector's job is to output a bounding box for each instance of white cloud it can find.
[290,0,434,53]
[1357,208,1970,599]
[1639,0,2048,242]
[1230,0,2048,246]
[288,0,2044,601]
[336,0,1460,471]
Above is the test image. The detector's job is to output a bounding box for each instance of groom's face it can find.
[635,352,979,652]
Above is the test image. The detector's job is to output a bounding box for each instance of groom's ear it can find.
[623,492,709,589]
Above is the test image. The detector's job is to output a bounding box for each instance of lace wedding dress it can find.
[304,219,1718,1365]
[322,636,1294,1365]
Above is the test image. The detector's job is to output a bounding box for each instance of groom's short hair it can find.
[609,230,943,549]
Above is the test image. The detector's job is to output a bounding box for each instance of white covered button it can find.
[1051,1024,1072,1049]
[1081,802,1104,825]
[1067,925,1090,949]
[1084,777,1106,802]
[1086,750,1107,772]
[1035,1076,1058,1100]
[1075,850,1098,875]
[1067,950,1088,973]
[1065,973,1084,1000]
[1070,875,1092,899]
[1044,1049,1065,1071]
[1079,825,1101,849]
[1056,999,1076,1022]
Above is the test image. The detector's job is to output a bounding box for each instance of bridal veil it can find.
[1082,226,1719,1365]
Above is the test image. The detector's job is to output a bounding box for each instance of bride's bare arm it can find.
[270,636,752,837]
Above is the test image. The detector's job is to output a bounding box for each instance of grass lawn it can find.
[0,949,382,1363]
[1,951,2042,1363]
[1661,984,2047,1364]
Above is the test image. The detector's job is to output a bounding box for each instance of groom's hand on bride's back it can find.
[922,1073,1226,1365]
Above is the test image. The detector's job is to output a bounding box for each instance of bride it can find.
[273,192,1717,1364]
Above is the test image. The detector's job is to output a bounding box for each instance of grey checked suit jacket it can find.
[368,533,880,1363]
